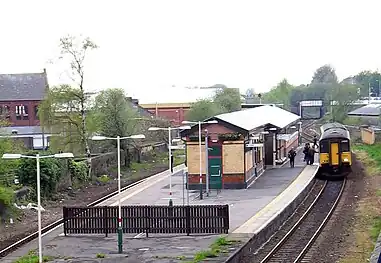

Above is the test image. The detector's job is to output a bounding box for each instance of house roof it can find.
[0,70,48,101]
[348,104,381,116]
[213,105,300,131]
[0,125,43,135]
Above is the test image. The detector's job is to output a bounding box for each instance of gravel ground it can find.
[0,161,169,251]
[305,155,367,263]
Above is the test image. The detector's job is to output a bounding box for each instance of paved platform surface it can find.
[2,149,320,262]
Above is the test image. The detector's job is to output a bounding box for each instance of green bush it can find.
[0,186,14,207]
[68,160,89,182]
[17,153,62,199]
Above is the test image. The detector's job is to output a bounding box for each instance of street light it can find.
[2,152,74,263]
[181,120,218,200]
[91,134,145,254]
[148,125,191,206]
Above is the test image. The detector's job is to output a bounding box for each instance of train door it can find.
[330,142,340,166]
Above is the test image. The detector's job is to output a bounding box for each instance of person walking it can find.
[288,147,297,168]
[303,143,310,162]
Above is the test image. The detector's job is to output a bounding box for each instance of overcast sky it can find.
[1,0,380,103]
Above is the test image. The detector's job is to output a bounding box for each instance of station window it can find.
[320,140,329,153]
[340,140,350,152]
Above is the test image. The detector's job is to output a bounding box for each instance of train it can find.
[318,122,352,177]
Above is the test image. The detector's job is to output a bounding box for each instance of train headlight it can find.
[343,158,349,162]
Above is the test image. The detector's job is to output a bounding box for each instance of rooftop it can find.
[0,70,48,101]
[348,104,381,116]
[214,105,300,131]
[0,125,43,135]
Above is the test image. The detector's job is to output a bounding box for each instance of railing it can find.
[63,205,229,237]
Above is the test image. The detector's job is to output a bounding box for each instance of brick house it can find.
[180,105,301,189]
[0,69,49,149]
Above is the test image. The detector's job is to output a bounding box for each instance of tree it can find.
[0,120,24,186]
[38,85,97,155]
[311,64,338,84]
[58,35,98,156]
[186,99,220,121]
[262,79,294,109]
[213,88,242,113]
[329,84,360,122]
[353,70,381,97]
[93,88,149,167]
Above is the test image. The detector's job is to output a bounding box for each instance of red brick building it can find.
[0,69,48,126]
[0,69,49,149]
[140,102,191,126]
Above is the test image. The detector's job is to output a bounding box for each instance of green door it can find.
[209,158,222,189]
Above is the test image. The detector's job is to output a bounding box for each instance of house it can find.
[0,69,48,126]
[0,69,49,149]
[180,105,301,189]
[0,126,51,150]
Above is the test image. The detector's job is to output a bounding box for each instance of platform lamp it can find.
[2,152,74,263]
[91,134,145,254]
[148,125,191,206]
[182,120,218,200]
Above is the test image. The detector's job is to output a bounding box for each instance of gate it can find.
[63,205,229,236]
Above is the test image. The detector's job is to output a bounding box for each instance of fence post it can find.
[103,206,108,237]
[186,205,191,236]
[224,205,229,234]
[145,205,149,238]
[63,207,67,236]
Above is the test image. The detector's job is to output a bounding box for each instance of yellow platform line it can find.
[233,165,319,234]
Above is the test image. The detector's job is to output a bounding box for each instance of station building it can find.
[180,105,301,190]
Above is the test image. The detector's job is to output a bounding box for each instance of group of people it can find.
[287,135,318,168]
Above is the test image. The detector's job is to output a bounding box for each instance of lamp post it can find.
[148,125,191,206]
[91,134,145,254]
[2,152,74,263]
[181,120,218,200]
[269,127,278,168]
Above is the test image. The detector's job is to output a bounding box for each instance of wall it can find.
[90,142,167,177]
[0,100,41,126]
[144,107,189,126]
[222,141,245,187]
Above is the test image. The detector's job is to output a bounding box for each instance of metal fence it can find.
[63,205,229,237]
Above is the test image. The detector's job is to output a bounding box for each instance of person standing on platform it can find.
[303,143,310,162]
[288,147,297,168]
[313,135,318,149]
[308,146,316,165]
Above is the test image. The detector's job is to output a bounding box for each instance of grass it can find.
[184,236,240,263]
[339,144,381,263]
[13,250,53,263]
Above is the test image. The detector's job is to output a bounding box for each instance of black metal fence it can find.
[63,205,229,237]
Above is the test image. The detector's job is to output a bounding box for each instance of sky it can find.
[1,0,381,104]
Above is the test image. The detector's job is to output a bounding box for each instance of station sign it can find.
[300,100,323,107]
[246,143,264,148]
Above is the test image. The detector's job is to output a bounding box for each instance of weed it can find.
[96,253,105,258]
[13,250,53,263]
[187,236,240,262]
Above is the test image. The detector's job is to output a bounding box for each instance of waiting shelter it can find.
[180,105,301,190]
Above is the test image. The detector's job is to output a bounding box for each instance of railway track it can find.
[256,179,345,263]
[0,171,167,258]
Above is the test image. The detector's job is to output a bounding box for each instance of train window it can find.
[340,140,350,152]
[320,140,329,153]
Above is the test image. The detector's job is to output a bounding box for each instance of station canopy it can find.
[213,105,300,132]
[348,104,381,117]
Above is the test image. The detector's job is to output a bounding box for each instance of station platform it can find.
[191,149,320,232]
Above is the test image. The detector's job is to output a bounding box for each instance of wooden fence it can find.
[63,205,229,237]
